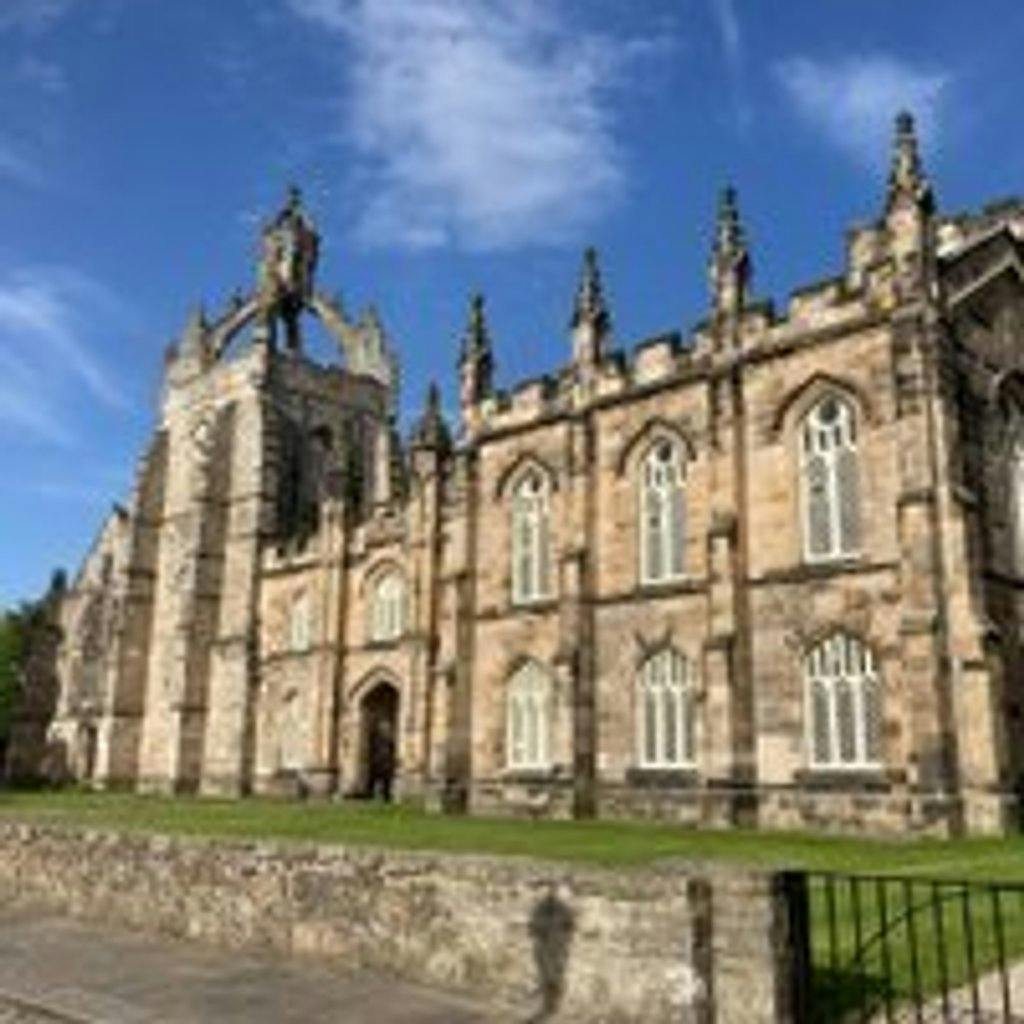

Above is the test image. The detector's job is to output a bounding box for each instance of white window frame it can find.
[639,440,687,585]
[289,591,311,652]
[636,648,696,769]
[805,633,882,770]
[506,662,552,770]
[510,470,552,605]
[799,396,860,563]
[370,571,405,643]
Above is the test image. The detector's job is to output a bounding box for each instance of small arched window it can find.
[637,649,695,768]
[640,440,686,584]
[806,633,882,768]
[801,396,860,561]
[290,590,310,652]
[507,662,551,769]
[511,470,551,604]
[370,571,405,642]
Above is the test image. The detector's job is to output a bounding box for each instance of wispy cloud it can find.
[0,141,43,187]
[709,0,747,129]
[711,0,741,74]
[286,0,669,250]
[0,0,74,33]
[0,267,131,445]
[14,56,67,95]
[775,55,950,168]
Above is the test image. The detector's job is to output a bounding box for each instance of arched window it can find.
[511,471,551,604]
[800,396,860,561]
[640,440,686,584]
[637,649,696,768]
[1005,405,1024,574]
[506,662,551,769]
[289,590,310,652]
[370,571,405,642]
[805,633,882,768]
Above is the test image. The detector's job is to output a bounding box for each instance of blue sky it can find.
[1,0,1023,606]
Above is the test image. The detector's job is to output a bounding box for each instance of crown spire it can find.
[709,185,751,318]
[886,110,933,214]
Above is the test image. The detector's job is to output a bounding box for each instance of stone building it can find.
[17,114,1024,835]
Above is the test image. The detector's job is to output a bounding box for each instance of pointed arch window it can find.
[290,590,310,652]
[370,571,406,643]
[639,440,686,584]
[800,396,860,561]
[506,662,552,770]
[1006,405,1024,575]
[511,470,551,604]
[637,649,696,768]
[805,633,882,768]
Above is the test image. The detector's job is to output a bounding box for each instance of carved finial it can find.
[460,294,490,360]
[572,247,610,331]
[886,110,933,214]
[412,380,451,452]
[709,185,751,318]
[571,247,610,367]
[459,293,494,407]
[179,304,208,360]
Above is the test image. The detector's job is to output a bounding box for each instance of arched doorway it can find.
[360,681,399,799]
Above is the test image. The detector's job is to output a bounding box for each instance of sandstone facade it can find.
[17,114,1024,835]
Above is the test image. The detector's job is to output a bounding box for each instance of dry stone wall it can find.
[0,822,799,1024]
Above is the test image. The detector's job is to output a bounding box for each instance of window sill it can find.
[502,767,561,784]
[625,767,700,789]
[794,767,890,792]
[365,636,404,650]
[509,597,558,614]
[633,577,705,599]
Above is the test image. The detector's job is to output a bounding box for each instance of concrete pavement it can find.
[0,910,503,1023]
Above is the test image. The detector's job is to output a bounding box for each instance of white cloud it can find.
[0,267,130,444]
[286,0,665,249]
[775,55,949,168]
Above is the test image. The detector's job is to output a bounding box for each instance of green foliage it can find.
[0,610,26,741]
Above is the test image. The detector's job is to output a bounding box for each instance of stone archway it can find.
[359,681,399,799]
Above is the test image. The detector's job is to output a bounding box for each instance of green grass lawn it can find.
[0,788,1021,876]
[1,789,1023,1021]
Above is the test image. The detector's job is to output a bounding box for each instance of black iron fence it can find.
[788,871,1024,1022]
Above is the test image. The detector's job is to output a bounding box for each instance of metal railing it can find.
[795,872,1024,1022]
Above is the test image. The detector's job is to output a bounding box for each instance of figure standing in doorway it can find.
[368,718,396,802]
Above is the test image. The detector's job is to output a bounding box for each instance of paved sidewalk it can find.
[0,910,502,1023]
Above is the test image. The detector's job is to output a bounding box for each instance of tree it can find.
[0,609,25,746]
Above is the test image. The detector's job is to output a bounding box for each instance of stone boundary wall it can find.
[0,822,800,1023]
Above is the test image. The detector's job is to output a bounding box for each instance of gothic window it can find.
[805,633,882,769]
[800,396,860,561]
[1006,406,1024,575]
[637,649,696,768]
[511,470,551,604]
[289,590,311,652]
[506,662,552,770]
[639,440,686,584]
[370,571,406,643]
